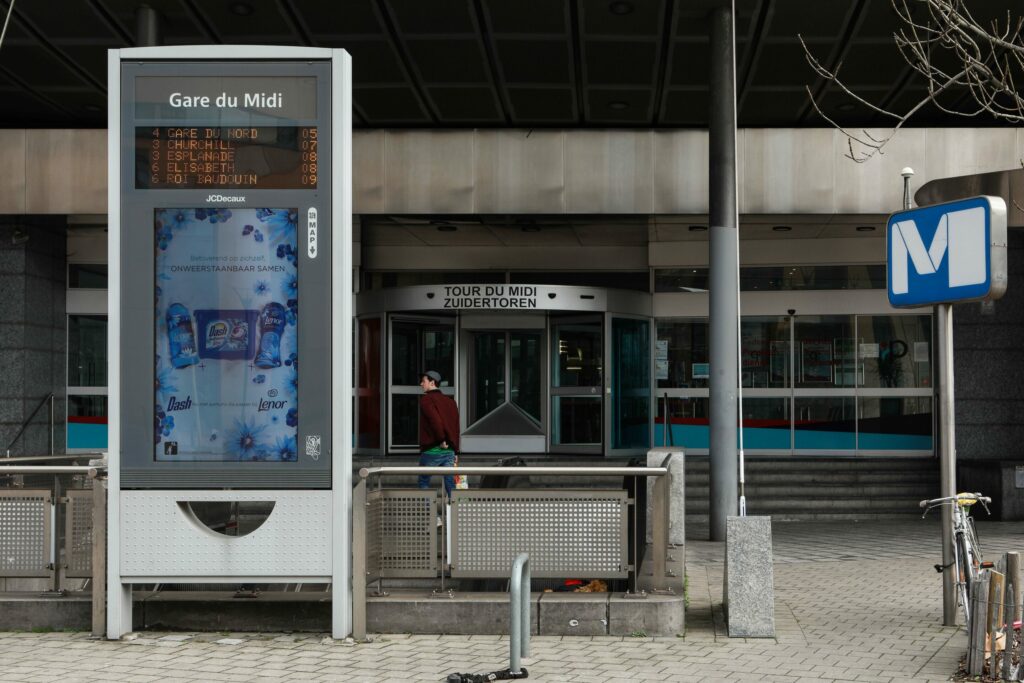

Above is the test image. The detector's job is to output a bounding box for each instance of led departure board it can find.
[136,126,318,190]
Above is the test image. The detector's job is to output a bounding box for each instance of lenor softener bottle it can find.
[254,302,286,369]
[166,303,198,368]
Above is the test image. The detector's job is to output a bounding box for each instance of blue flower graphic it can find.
[286,407,298,428]
[286,368,298,399]
[282,274,298,299]
[155,359,178,402]
[165,209,194,232]
[269,436,297,462]
[226,417,267,461]
[257,208,298,245]
[252,374,266,384]
[243,224,254,236]
[254,280,269,297]
[160,414,175,437]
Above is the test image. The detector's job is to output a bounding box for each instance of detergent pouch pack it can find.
[195,309,258,360]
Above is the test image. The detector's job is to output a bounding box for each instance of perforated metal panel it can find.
[65,490,94,578]
[366,489,436,579]
[120,490,332,579]
[0,490,51,578]
[451,490,629,578]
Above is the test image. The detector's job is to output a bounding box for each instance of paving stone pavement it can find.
[2,518,1023,682]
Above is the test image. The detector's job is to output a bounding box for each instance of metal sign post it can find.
[887,193,1007,626]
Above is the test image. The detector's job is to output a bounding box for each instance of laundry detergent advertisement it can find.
[154,207,299,462]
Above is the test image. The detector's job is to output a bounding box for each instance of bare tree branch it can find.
[803,0,1024,162]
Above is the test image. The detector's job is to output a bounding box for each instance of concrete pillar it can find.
[0,218,67,456]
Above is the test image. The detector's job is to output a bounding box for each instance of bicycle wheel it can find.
[955,533,973,629]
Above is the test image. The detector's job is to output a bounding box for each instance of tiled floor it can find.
[2,518,1022,681]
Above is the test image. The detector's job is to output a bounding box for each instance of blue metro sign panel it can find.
[887,196,1007,307]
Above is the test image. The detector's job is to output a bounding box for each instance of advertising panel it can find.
[154,207,298,462]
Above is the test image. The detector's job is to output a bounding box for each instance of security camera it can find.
[787,309,796,315]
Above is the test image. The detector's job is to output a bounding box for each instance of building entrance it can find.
[355,284,653,457]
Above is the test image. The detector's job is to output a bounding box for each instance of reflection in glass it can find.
[67,395,107,450]
[392,322,455,386]
[857,315,931,388]
[655,397,708,449]
[795,315,854,388]
[612,318,650,449]
[742,398,790,449]
[391,394,418,447]
[656,320,709,389]
[741,317,790,388]
[391,323,420,386]
[858,397,932,450]
[552,396,602,446]
[510,332,541,422]
[357,317,381,449]
[553,324,602,387]
[68,315,108,387]
[424,326,455,385]
[794,397,855,450]
[68,264,108,289]
[471,332,505,423]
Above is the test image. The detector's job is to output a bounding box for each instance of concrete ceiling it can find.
[1,0,1019,129]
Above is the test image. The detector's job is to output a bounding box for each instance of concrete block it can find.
[537,592,608,636]
[724,515,775,638]
[0,593,91,631]
[368,591,540,635]
[608,592,684,636]
[646,448,685,545]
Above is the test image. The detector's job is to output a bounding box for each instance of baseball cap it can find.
[422,370,442,384]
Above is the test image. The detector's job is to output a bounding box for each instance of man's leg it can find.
[417,452,432,489]
[442,451,456,496]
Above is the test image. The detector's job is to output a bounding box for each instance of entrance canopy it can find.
[356,283,651,317]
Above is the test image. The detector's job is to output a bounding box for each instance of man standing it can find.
[418,370,460,495]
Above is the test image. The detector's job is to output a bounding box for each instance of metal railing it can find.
[0,461,107,637]
[353,464,673,640]
[4,392,55,457]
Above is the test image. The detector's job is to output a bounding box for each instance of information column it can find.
[108,47,351,639]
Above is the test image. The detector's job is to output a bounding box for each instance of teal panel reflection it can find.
[794,429,855,450]
[68,423,108,450]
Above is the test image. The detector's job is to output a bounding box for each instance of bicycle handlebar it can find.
[919,493,991,508]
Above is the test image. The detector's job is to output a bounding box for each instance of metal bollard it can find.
[509,553,531,675]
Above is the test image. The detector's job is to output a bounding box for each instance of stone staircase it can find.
[684,456,941,525]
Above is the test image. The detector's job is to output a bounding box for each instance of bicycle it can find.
[920,492,993,629]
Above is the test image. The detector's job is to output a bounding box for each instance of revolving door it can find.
[355,284,653,457]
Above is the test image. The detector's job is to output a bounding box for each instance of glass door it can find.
[607,315,652,455]
[387,315,456,452]
[549,315,603,453]
[465,330,543,437]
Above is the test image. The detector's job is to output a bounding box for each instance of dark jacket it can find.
[419,390,460,453]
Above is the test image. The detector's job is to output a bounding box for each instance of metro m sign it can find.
[887,196,1007,307]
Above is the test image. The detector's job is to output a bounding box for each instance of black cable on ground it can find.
[445,667,529,682]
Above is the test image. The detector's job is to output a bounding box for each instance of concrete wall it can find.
[955,229,1024,461]
[0,217,67,456]
[2,127,1022,216]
